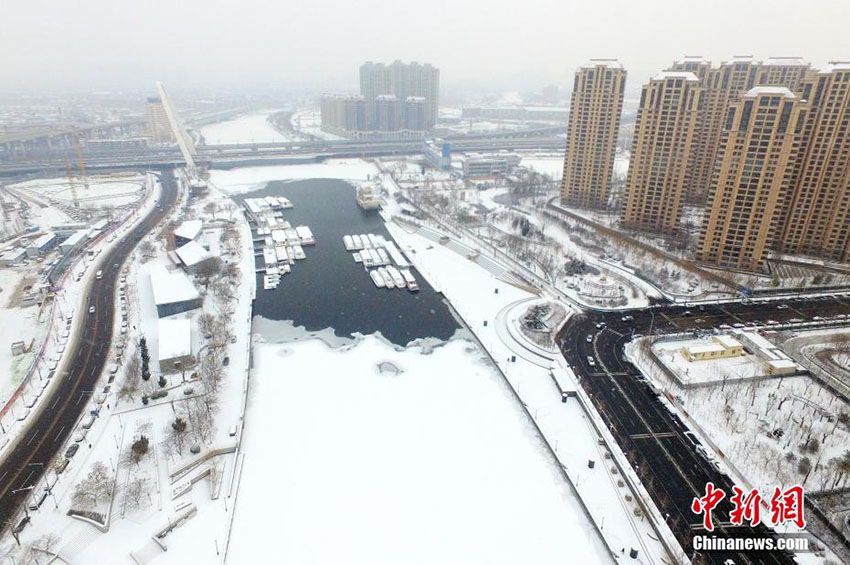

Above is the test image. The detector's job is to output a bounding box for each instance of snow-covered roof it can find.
[581,59,624,70]
[149,265,201,306]
[714,335,742,349]
[730,55,755,63]
[744,86,797,99]
[0,248,26,260]
[30,232,56,248]
[175,240,212,267]
[675,55,709,65]
[737,331,776,351]
[824,61,850,73]
[158,318,192,361]
[62,230,89,247]
[764,57,808,67]
[768,359,796,369]
[174,220,203,241]
[688,344,726,355]
[652,71,700,82]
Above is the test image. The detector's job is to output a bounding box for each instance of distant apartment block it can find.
[360,60,440,128]
[622,71,703,235]
[320,60,439,139]
[560,60,626,209]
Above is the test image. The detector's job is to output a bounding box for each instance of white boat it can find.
[369,248,382,265]
[292,245,306,260]
[352,235,363,249]
[353,252,362,263]
[295,226,315,245]
[400,268,418,291]
[343,235,354,250]
[369,269,385,288]
[368,234,381,248]
[275,246,289,262]
[266,265,280,276]
[361,235,373,250]
[378,267,395,288]
[377,248,391,266]
[362,251,373,266]
[383,240,410,268]
[386,266,405,288]
[281,264,291,274]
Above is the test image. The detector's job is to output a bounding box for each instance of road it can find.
[0,167,178,532]
[557,295,850,564]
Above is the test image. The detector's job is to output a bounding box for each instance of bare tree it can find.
[118,354,141,404]
[201,350,225,394]
[203,201,218,220]
[125,476,150,510]
[71,461,112,509]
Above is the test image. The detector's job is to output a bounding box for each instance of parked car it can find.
[64,444,79,459]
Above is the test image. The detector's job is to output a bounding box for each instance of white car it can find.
[89,306,95,314]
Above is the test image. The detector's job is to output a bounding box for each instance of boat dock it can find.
[244,196,315,290]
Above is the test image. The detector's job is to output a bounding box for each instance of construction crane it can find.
[64,157,80,208]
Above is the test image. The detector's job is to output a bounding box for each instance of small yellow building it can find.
[683,335,744,362]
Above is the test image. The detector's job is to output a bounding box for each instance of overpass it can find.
[0,134,567,177]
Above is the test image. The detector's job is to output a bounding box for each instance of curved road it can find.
[558,296,850,564]
[0,167,178,531]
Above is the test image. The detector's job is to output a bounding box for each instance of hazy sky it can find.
[3,0,849,95]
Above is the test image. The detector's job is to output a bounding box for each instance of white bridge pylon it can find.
[156,81,197,173]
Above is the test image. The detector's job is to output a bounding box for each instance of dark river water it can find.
[235,178,459,345]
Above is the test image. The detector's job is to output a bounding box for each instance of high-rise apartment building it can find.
[622,72,703,235]
[560,60,626,209]
[779,63,850,262]
[360,61,440,128]
[756,57,811,91]
[669,57,760,204]
[374,95,402,132]
[698,87,807,271]
[146,97,173,143]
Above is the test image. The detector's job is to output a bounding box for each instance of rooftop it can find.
[175,240,212,267]
[158,318,192,361]
[744,86,797,99]
[652,71,700,82]
[581,59,624,70]
[764,57,809,67]
[149,265,201,306]
[174,220,203,241]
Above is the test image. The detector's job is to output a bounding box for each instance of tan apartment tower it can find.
[560,60,626,209]
[669,56,759,204]
[698,87,807,271]
[622,71,703,235]
[779,63,850,262]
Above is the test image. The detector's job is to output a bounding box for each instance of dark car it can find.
[64,444,79,459]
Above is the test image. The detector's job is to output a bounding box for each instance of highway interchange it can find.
[558,295,850,564]
[0,169,177,533]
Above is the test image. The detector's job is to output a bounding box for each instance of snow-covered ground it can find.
[522,155,564,179]
[230,332,611,564]
[200,110,290,144]
[628,338,850,495]
[11,173,146,210]
[208,159,380,195]
[652,338,773,386]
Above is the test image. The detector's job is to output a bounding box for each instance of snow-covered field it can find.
[10,173,146,210]
[653,338,772,386]
[200,110,290,144]
[231,332,611,565]
[208,159,380,194]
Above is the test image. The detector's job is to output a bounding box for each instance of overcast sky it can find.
[3,0,849,96]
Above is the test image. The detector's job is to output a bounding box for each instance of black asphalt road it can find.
[0,168,178,531]
[557,295,850,564]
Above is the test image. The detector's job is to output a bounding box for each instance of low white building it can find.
[158,318,193,372]
[60,230,89,254]
[174,220,203,246]
[175,240,214,273]
[149,265,202,317]
[26,232,57,257]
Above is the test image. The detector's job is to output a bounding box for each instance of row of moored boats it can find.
[343,234,418,291]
